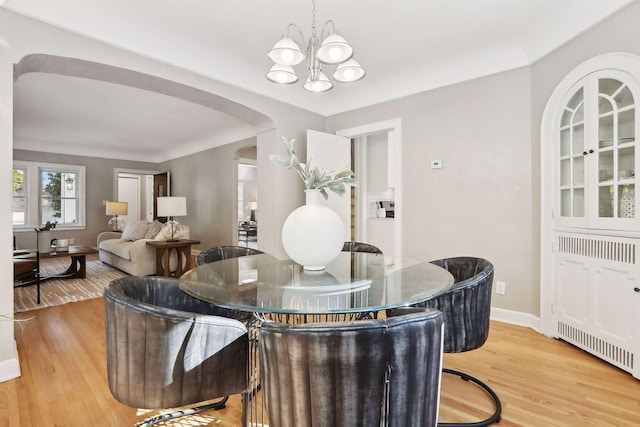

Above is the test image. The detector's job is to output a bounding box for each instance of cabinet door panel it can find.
[556,258,590,323]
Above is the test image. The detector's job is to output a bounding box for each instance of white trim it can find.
[0,341,21,383]
[540,52,640,336]
[13,160,86,230]
[337,118,402,257]
[491,308,541,332]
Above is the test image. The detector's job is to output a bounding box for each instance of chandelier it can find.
[266,0,365,92]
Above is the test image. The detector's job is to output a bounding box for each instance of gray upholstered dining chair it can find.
[341,241,383,254]
[259,308,444,427]
[196,245,264,266]
[104,276,249,427]
[388,256,501,427]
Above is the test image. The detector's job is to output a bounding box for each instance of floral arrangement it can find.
[35,221,57,232]
[269,137,358,200]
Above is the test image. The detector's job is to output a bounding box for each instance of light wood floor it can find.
[1,297,639,426]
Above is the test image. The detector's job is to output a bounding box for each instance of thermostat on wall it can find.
[430,160,443,169]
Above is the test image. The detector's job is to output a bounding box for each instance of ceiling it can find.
[5,0,636,162]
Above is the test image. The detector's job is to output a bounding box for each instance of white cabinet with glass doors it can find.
[557,70,639,231]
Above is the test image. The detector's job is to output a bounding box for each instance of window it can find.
[13,161,86,231]
[12,167,27,226]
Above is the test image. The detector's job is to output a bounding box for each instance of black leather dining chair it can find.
[104,276,248,426]
[196,245,264,266]
[387,256,501,426]
[341,241,383,254]
[259,308,444,427]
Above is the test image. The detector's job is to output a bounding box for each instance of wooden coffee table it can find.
[39,245,98,280]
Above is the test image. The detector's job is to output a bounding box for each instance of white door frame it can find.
[337,118,402,257]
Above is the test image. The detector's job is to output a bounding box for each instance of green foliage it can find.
[12,169,24,194]
[43,172,62,218]
[269,137,358,199]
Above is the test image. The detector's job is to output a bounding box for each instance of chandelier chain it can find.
[311,0,317,39]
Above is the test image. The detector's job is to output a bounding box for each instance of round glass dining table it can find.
[179,251,454,427]
[179,251,454,317]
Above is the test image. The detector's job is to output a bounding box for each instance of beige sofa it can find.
[97,220,190,276]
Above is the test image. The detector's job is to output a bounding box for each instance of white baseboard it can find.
[0,340,21,383]
[490,307,541,333]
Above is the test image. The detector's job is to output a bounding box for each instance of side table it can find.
[146,239,201,277]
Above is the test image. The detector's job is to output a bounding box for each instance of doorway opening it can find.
[236,145,258,248]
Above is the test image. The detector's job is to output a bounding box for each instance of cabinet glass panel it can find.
[573,188,585,217]
[598,112,614,148]
[560,129,571,157]
[562,89,583,127]
[573,123,584,154]
[616,86,634,109]
[619,109,635,142]
[598,150,614,182]
[618,146,635,181]
[561,189,571,216]
[560,159,571,186]
[618,184,635,218]
[573,156,584,186]
[599,78,623,98]
[599,186,614,217]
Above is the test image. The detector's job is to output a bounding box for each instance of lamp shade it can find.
[267,37,305,65]
[106,201,128,216]
[246,201,258,210]
[316,33,353,64]
[333,58,366,83]
[266,64,298,84]
[303,71,333,92]
[157,196,187,217]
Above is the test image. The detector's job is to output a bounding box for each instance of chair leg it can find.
[438,368,502,427]
[137,396,229,427]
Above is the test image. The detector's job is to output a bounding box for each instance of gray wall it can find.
[13,149,158,249]
[327,67,534,314]
[159,137,258,251]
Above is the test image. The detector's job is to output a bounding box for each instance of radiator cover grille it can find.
[557,321,634,371]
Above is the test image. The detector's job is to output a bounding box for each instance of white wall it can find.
[327,67,535,315]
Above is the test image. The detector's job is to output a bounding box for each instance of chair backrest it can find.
[104,276,248,409]
[259,309,444,427]
[425,257,494,353]
[341,241,383,254]
[196,245,264,266]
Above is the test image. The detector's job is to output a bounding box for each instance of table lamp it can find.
[157,196,187,242]
[246,201,257,222]
[106,201,128,232]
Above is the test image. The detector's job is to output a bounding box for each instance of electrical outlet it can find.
[69,238,75,245]
[496,281,506,295]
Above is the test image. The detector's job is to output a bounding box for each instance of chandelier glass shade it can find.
[266,0,365,92]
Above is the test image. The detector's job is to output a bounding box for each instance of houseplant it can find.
[270,137,358,270]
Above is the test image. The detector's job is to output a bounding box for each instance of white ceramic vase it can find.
[37,231,51,253]
[282,189,345,270]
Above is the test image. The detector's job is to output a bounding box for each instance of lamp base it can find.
[161,220,184,241]
[108,216,125,232]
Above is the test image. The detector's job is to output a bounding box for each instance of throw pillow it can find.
[144,220,163,239]
[121,220,150,241]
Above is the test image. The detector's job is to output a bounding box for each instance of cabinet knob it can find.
[589,149,595,154]
[583,151,588,156]
[635,287,640,293]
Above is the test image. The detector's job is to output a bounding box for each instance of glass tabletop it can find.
[179,252,454,315]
